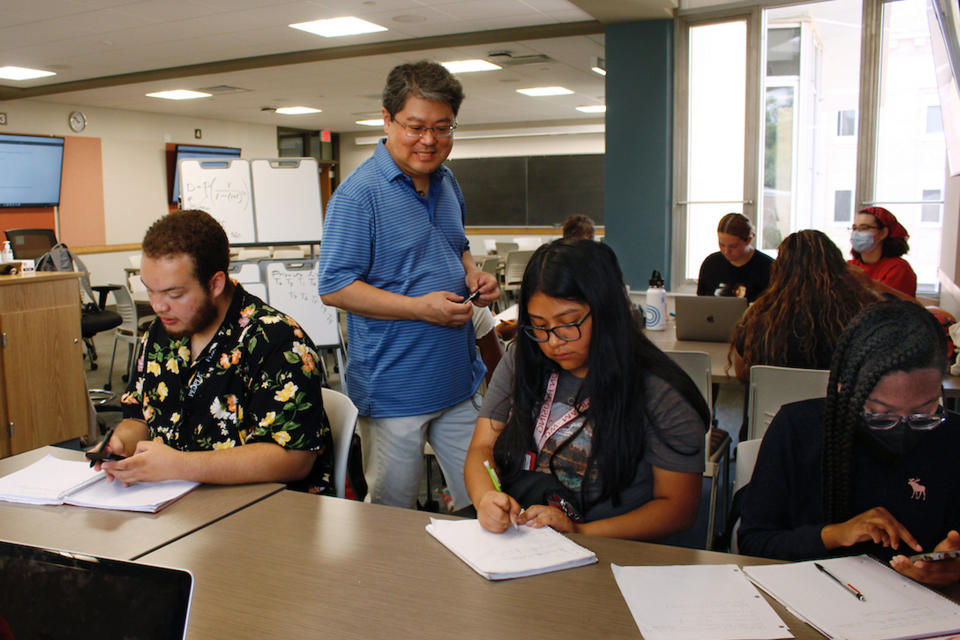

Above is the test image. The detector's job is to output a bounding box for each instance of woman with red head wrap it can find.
[848,206,917,297]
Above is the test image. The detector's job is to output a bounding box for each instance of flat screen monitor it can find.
[170,144,241,203]
[0,134,65,207]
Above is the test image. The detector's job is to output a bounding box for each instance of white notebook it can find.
[426,517,597,580]
[744,555,960,640]
[0,454,199,513]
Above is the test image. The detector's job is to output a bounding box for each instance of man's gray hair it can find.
[382,60,465,118]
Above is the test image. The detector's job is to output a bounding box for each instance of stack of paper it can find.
[0,454,199,513]
[744,555,960,640]
[426,517,597,580]
[612,564,793,640]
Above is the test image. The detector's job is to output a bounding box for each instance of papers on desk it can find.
[0,454,199,513]
[425,518,597,580]
[743,555,960,640]
[612,564,793,640]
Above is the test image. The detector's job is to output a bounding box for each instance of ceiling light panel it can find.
[0,66,56,80]
[276,106,322,114]
[356,118,385,126]
[146,90,212,100]
[440,59,502,73]
[516,86,574,97]
[289,17,388,38]
[576,105,606,113]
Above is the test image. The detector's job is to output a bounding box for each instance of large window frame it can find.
[674,0,945,291]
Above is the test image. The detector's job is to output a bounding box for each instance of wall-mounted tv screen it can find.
[170,144,241,203]
[0,134,65,208]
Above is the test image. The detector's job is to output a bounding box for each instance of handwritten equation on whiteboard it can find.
[265,262,338,347]
[179,159,255,242]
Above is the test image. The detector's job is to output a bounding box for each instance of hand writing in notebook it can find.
[102,437,180,487]
[516,504,577,534]
[476,490,523,534]
[890,530,960,587]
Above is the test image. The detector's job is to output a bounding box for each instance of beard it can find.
[164,295,219,339]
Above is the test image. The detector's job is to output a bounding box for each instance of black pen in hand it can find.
[85,426,123,467]
[463,289,481,304]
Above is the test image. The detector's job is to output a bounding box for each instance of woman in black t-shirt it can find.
[696,213,773,302]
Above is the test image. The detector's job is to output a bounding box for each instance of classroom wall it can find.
[337,127,605,184]
[0,99,278,285]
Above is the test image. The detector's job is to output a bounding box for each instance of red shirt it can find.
[848,255,917,297]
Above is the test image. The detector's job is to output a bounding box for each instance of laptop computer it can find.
[0,539,193,639]
[674,295,748,342]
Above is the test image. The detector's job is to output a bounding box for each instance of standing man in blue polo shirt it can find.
[317,61,499,509]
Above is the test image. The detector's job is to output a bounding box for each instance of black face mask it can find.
[859,421,927,457]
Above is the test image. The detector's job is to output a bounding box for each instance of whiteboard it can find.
[179,159,255,243]
[263,259,339,347]
[251,158,323,243]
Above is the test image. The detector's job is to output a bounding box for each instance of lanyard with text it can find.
[533,372,590,452]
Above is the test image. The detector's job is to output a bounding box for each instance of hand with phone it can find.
[891,530,960,587]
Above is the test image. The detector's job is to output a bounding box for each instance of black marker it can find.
[85,426,123,467]
[463,289,481,305]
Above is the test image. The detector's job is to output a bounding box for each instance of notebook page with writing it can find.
[744,555,960,640]
[612,564,793,640]
[64,478,200,513]
[0,455,103,505]
[426,518,597,580]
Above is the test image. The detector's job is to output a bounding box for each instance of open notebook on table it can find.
[426,517,597,580]
[0,454,199,513]
[744,555,960,640]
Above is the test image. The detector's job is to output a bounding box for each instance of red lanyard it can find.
[533,372,589,452]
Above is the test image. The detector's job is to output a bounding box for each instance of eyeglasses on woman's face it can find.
[849,224,879,232]
[862,405,946,431]
[522,310,592,343]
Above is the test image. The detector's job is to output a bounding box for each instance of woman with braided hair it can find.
[738,300,960,586]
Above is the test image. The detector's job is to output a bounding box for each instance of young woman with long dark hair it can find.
[738,300,960,586]
[465,239,709,540]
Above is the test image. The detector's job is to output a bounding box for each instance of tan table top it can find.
[139,490,947,640]
[0,446,284,560]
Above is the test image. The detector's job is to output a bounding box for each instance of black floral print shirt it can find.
[121,284,333,494]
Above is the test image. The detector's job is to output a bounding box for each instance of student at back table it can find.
[738,300,960,586]
[466,239,708,540]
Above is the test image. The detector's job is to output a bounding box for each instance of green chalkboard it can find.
[445,154,604,226]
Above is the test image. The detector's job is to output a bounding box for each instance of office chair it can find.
[105,285,154,391]
[3,228,59,261]
[746,365,830,440]
[321,387,360,499]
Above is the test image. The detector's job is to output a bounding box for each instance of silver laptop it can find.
[674,296,748,342]
[0,539,194,639]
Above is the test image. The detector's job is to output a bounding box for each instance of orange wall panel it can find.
[58,136,105,247]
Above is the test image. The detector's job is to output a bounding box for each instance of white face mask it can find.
[850,230,876,254]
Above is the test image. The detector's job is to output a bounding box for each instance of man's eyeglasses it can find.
[849,224,879,232]
[393,120,457,139]
[862,405,946,431]
[523,311,592,343]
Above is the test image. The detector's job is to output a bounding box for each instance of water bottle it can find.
[644,270,667,331]
[1,241,13,263]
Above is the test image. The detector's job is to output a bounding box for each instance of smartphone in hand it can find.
[907,550,960,562]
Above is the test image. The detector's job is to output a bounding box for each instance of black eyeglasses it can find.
[849,224,879,232]
[522,311,592,343]
[862,405,946,431]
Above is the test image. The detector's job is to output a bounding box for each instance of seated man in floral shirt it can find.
[97,209,333,493]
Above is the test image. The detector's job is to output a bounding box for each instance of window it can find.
[922,189,942,223]
[926,105,943,133]
[834,189,853,222]
[837,110,856,136]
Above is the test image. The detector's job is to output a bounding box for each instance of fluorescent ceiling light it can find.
[516,86,574,97]
[0,66,56,80]
[146,89,212,100]
[440,59,501,73]
[591,66,607,76]
[275,106,322,115]
[356,118,385,126]
[576,105,606,113]
[289,17,387,37]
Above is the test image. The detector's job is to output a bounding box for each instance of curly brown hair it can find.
[729,229,878,374]
[142,209,230,286]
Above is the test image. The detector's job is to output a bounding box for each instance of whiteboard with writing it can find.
[250,158,323,243]
[263,260,339,347]
[179,159,255,243]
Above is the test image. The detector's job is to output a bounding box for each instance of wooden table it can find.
[0,446,284,560]
[140,490,900,640]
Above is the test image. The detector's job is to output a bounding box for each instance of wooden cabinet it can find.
[0,272,87,457]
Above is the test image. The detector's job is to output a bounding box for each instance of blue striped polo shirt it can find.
[316,140,485,417]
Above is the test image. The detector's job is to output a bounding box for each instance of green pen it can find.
[483,459,502,491]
